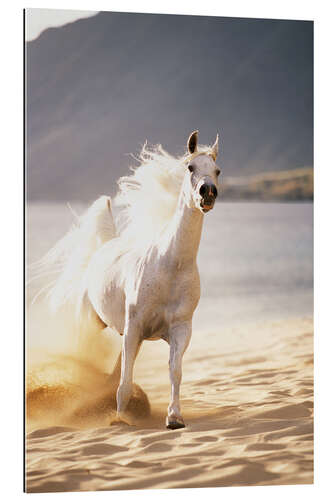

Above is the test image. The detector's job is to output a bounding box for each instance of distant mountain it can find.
[222,167,313,201]
[26,11,313,202]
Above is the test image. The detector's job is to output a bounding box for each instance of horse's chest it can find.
[140,263,200,327]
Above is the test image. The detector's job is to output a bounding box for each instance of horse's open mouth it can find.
[200,201,214,213]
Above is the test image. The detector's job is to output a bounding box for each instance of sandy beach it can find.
[26,316,313,492]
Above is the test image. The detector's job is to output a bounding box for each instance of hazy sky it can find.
[25,8,98,41]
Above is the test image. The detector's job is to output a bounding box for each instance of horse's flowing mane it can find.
[115,142,214,242]
[28,140,215,311]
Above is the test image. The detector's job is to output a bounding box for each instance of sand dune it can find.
[25,317,313,492]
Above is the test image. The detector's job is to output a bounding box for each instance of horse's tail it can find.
[30,195,116,319]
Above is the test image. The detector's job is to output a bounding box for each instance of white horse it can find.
[33,130,220,429]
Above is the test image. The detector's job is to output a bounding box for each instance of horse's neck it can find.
[163,186,204,263]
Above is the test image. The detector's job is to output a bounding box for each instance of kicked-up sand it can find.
[25,316,313,492]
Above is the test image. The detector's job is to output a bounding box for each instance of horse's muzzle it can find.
[199,182,217,212]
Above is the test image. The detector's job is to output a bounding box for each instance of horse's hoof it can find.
[166,416,185,430]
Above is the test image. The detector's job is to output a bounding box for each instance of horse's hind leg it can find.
[116,327,142,419]
[166,322,192,430]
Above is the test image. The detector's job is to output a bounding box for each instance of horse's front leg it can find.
[116,322,142,420]
[166,321,192,430]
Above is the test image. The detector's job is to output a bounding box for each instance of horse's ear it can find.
[211,133,219,161]
[187,130,198,155]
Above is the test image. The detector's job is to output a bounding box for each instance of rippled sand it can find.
[25,317,313,492]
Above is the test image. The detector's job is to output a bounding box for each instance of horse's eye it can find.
[188,165,194,173]
[216,169,221,176]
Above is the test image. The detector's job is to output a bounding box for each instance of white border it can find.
[1,0,332,499]
[16,0,317,21]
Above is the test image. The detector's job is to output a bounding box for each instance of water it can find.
[197,202,313,330]
[27,202,313,332]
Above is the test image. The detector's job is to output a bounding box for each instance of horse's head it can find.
[185,130,220,214]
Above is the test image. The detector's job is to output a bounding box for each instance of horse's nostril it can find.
[211,185,218,198]
[199,184,208,197]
